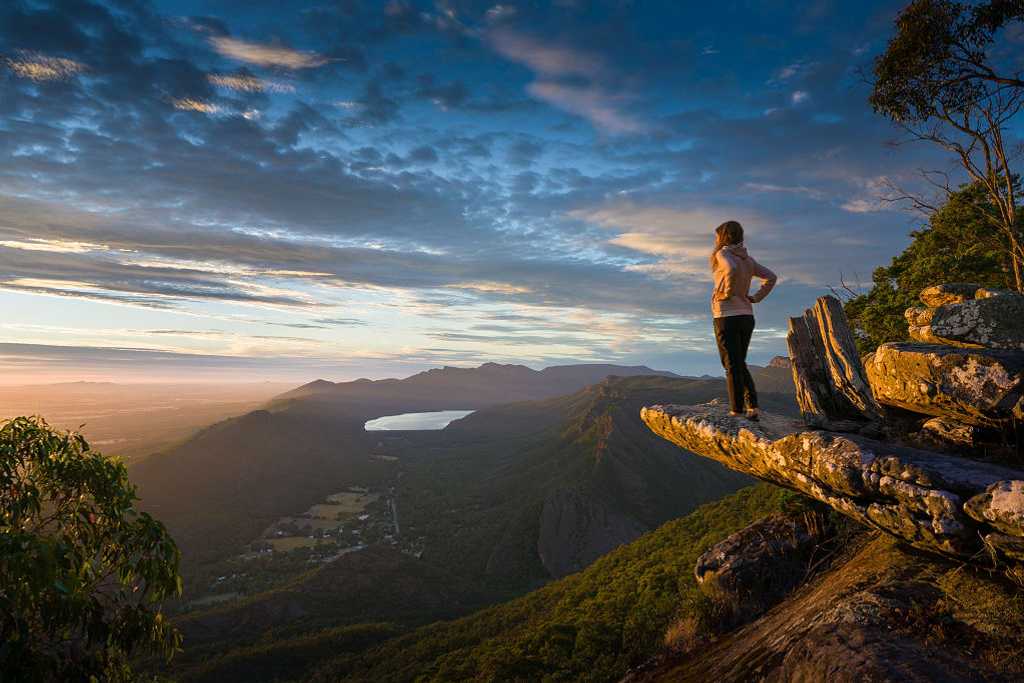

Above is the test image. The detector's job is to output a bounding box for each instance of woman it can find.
[710,220,776,420]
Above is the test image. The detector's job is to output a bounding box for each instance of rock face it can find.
[536,488,647,578]
[918,282,984,307]
[640,402,1024,568]
[906,292,1024,350]
[864,342,1024,427]
[786,295,883,428]
[636,535,1022,683]
[964,479,1024,538]
[919,417,984,449]
[694,512,823,617]
[767,355,792,369]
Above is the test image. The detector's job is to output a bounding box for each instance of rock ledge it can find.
[641,401,1024,568]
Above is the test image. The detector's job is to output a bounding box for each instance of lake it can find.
[364,410,475,431]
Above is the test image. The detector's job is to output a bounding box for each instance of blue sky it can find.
[0,0,1009,383]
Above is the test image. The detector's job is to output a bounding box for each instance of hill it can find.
[273,362,679,407]
[179,485,804,683]
[147,368,794,679]
[131,363,776,579]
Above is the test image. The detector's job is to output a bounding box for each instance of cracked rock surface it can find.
[864,342,1024,427]
[640,402,1024,566]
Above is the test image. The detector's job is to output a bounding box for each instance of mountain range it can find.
[130,362,796,680]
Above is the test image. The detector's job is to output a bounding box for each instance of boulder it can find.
[964,480,1024,538]
[919,417,985,449]
[865,342,1024,427]
[694,512,823,616]
[640,402,1024,567]
[636,536,1017,683]
[918,282,983,307]
[906,292,1024,350]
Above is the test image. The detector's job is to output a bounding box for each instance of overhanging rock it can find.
[641,402,1024,567]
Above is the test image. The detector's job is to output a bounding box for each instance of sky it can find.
[0,0,1012,383]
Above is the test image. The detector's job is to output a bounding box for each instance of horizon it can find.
[0,358,728,387]
[1,0,1009,382]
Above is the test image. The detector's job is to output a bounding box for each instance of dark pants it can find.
[713,314,758,413]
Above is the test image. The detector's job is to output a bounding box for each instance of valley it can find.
[128,363,796,681]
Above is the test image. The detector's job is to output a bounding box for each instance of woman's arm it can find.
[748,260,777,303]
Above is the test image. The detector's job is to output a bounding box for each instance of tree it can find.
[871,0,1024,288]
[0,416,182,682]
[844,182,1014,353]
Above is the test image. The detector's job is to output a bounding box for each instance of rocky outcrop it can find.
[918,282,985,307]
[906,289,1024,350]
[536,488,647,578]
[964,479,1024,540]
[640,402,1024,568]
[767,355,791,369]
[864,342,1024,427]
[694,512,825,617]
[786,295,883,429]
[633,535,1024,683]
[919,416,985,450]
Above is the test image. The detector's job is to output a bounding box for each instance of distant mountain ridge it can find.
[277,362,679,406]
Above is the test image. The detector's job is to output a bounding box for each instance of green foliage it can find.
[0,416,182,682]
[306,484,803,683]
[870,0,1022,123]
[183,623,399,683]
[844,182,1013,353]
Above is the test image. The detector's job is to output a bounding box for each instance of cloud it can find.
[487,29,644,134]
[488,30,604,79]
[209,35,327,69]
[744,183,825,199]
[791,90,811,105]
[527,82,645,134]
[4,51,85,81]
[208,73,295,93]
[171,98,222,114]
[841,198,885,213]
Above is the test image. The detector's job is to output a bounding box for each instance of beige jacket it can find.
[711,244,777,318]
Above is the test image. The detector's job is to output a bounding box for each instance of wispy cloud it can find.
[744,183,824,199]
[4,51,85,81]
[172,98,222,114]
[209,36,328,69]
[208,73,296,93]
[527,82,645,134]
[487,30,644,134]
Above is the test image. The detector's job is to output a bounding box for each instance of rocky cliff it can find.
[635,286,1024,680]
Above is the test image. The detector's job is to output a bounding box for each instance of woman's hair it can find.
[710,220,744,267]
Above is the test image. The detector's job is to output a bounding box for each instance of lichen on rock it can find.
[918,282,983,307]
[694,512,825,618]
[865,342,1024,427]
[906,292,1024,350]
[640,401,1024,568]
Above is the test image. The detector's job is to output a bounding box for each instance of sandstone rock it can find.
[694,512,822,616]
[975,286,1014,299]
[634,536,1013,683]
[767,355,792,369]
[919,417,985,449]
[640,402,1024,566]
[918,282,982,307]
[865,342,1024,426]
[786,295,883,428]
[906,293,1024,350]
[964,480,1024,538]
